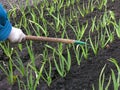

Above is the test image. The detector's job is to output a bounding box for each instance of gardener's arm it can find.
[0,3,26,43]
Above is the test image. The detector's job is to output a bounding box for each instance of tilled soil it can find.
[0,0,120,90]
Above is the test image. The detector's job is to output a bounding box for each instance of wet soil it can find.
[0,0,120,90]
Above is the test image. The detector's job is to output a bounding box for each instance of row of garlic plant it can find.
[0,0,119,89]
[92,58,120,90]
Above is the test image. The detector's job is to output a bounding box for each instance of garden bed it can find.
[0,0,120,90]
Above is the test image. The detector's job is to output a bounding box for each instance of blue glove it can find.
[0,3,12,41]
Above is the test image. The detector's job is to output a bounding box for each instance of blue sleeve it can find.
[0,3,12,41]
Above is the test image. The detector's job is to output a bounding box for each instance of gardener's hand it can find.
[8,27,26,43]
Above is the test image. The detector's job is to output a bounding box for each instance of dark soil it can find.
[0,0,120,90]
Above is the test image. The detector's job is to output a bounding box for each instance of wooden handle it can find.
[25,35,75,44]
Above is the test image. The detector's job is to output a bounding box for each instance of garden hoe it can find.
[25,35,85,45]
